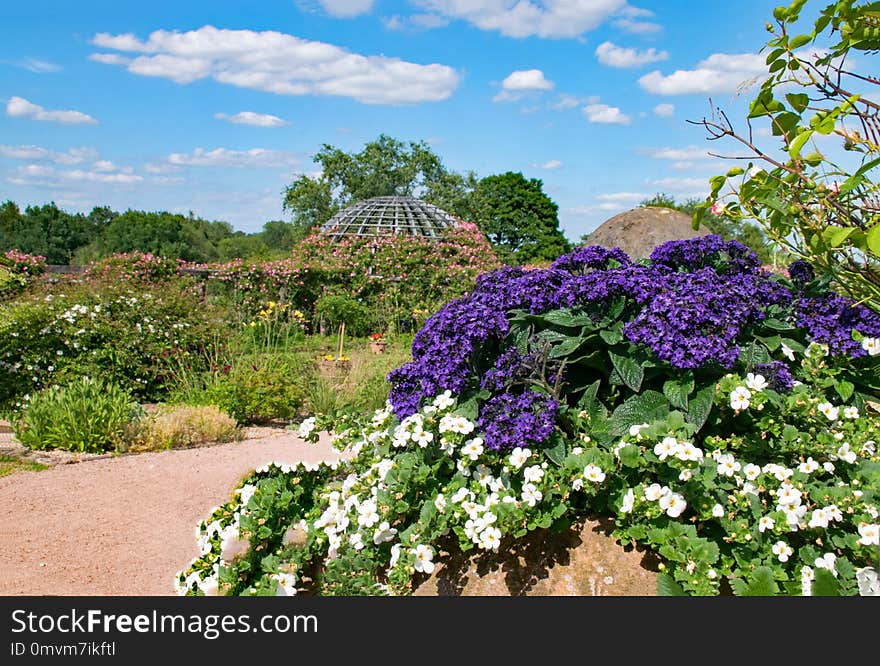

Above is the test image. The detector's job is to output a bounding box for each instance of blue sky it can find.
[1,0,794,238]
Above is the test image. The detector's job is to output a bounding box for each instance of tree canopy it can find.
[472,172,571,263]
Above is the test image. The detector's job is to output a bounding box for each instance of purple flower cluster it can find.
[551,246,630,274]
[793,293,880,357]
[481,347,534,392]
[649,234,760,274]
[754,361,795,392]
[471,266,571,314]
[787,260,815,289]
[622,267,792,369]
[477,391,558,451]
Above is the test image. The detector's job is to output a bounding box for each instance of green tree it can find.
[472,172,570,264]
[283,134,476,234]
[693,0,880,311]
[0,202,96,264]
[641,193,777,264]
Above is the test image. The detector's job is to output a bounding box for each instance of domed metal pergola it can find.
[319,196,458,240]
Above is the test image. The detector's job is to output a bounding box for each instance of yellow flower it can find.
[293,310,304,319]
[322,354,335,361]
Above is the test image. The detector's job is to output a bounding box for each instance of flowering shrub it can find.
[178,237,880,596]
[0,250,46,301]
[84,251,183,283]
[0,278,223,410]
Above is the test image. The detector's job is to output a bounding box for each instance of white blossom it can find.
[711,504,725,518]
[659,493,687,518]
[508,447,532,469]
[817,402,840,421]
[434,494,447,512]
[297,417,317,439]
[523,465,544,484]
[654,437,680,461]
[797,458,819,474]
[745,373,768,392]
[861,337,880,356]
[743,463,762,481]
[372,522,397,545]
[814,552,838,576]
[521,483,542,507]
[583,464,606,483]
[620,488,635,514]
[758,516,775,533]
[433,390,455,410]
[844,406,860,420]
[772,541,794,562]
[730,386,751,411]
[858,523,880,546]
[460,438,485,461]
[780,342,796,361]
[412,544,435,574]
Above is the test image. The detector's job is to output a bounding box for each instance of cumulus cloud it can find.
[6,96,97,124]
[583,103,631,125]
[317,0,374,17]
[494,69,553,102]
[411,0,627,39]
[653,103,674,117]
[640,145,710,160]
[166,147,300,168]
[597,191,647,203]
[648,176,710,191]
[215,111,287,127]
[90,25,459,105]
[384,13,449,30]
[549,93,599,110]
[0,144,97,164]
[8,164,143,186]
[639,53,766,95]
[612,4,662,33]
[595,41,667,68]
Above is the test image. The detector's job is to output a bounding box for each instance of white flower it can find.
[814,552,838,576]
[797,458,819,474]
[451,417,475,435]
[461,500,479,517]
[460,438,484,461]
[275,572,298,596]
[825,504,843,522]
[297,417,317,439]
[327,533,342,554]
[438,415,457,433]
[836,442,857,464]
[474,465,494,487]
[743,463,762,481]
[523,465,544,484]
[678,469,693,481]
[659,493,687,518]
[237,484,257,506]
[198,575,220,596]
[676,442,703,462]
[629,423,650,438]
[817,402,839,421]
[451,487,472,504]
[433,390,455,410]
[479,526,502,551]
[434,494,447,512]
[413,429,434,448]
[439,437,456,455]
[349,533,365,551]
[758,516,775,533]
[583,464,606,483]
[801,567,814,596]
[375,459,394,481]
[730,386,751,411]
[717,457,742,477]
[521,483,543,507]
[861,337,880,356]
[654,436,680,461]
[772,541,793,562]
[357,501,380,528]
[372,522,397,545]
[746,373,768,392]
[843,406,860,420]
[509,447,532,469]
[644,483,666,502]
[389,544,402,568]
[823,461,835,473]
[620,488,635,514]
[808,508,830,529]
[776,484,803,507]
[572,478,584,491]
[863,440,876,456]
[858,523,880,546]
[711,504,725,518]
[780,343,795,361]
[412,544,435,574]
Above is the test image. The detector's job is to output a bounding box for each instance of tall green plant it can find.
[693,0,880,311]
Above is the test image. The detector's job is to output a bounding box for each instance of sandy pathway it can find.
[0,433,338,596]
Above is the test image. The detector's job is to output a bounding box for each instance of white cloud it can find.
[0,145,97,164]
[6,96,97,125]
[549,93,599,110]
[166,147,300,168]
[63,169,143,184]
[92,160,116,172]
[143,162,182,174]
[89,53,131,66]
[649,176,709,191]
[653,103,674,117]
[612,5,661,33]
[215,111,287,127]
[595,41,667,68]
[90,25,459,105]
[583,103,631,125]
[9,164,143,185]
[597,191,647,203]
[494,69,553,102]
[639,53,766,96]
[317,0,373,17]
[20,58,62,73]
[411,0,628,39]
[641,145,710,161]
[384,13,449,30]
[534,160,563,169]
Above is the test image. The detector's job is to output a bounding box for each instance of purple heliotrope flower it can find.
[754,361,795,392]
[787,260,815,289]
[477,391,558,451]
[793,292,880,358]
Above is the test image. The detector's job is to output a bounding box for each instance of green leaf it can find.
[867,223,880,256]
[610,390,669,437]
[763,317,794,331]
[685,385,715,432]
[663,376,694,411]
[609,350,644,392]
[835,380,854,402]
[824,226,856,247]
[735,566,779,596]
[789,33,812,49]
[542,309,595,328]
[599,327,623,346]
[549,336,584,359]
[811,568,840,596]
[785,92,810,112]
[656,573,687,596]
[545,432,567,467]
[576,379,602,411]
[739,341,771,367]
[618,445,641,468]
[789,129,814,158]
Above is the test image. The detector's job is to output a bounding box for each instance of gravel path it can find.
[0,433,338,596]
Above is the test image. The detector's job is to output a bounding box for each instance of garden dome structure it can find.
[320,196,458,241]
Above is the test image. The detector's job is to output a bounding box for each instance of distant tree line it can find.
[0,200,303,265]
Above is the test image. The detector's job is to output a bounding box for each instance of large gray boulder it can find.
[585,207,703,259]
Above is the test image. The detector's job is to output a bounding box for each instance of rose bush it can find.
[178,236,880,596]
